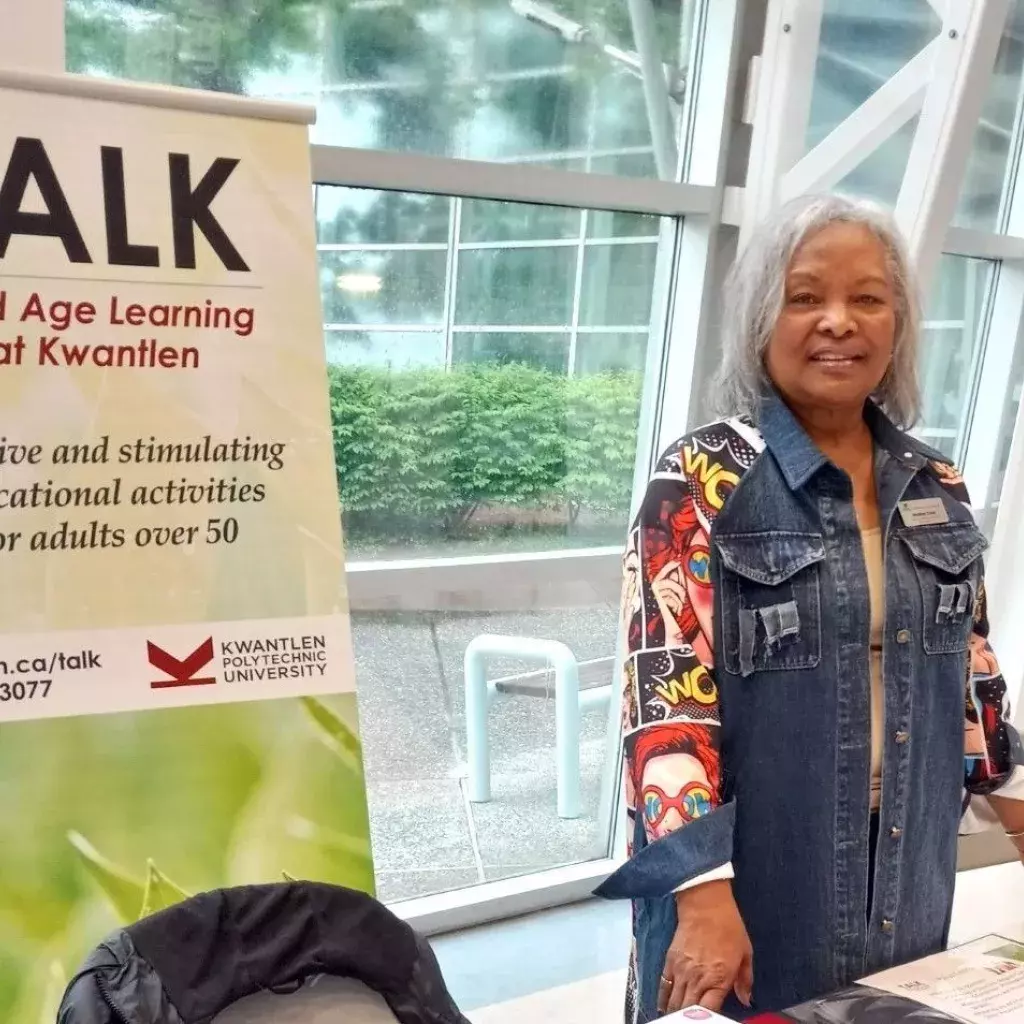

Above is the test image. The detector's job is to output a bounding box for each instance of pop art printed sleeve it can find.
[619,470,724,852]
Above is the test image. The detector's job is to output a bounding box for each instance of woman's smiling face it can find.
[765,221,897,415]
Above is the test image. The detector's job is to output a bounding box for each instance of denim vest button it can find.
[896,629,912,644]
[889,826,903,838]
[895,731,910,744]
[882,918,895,933]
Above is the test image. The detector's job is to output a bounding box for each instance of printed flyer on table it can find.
[858,934,1024,1024]
[0,74,372,1024]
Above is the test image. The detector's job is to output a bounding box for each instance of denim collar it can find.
[757,388,929,492]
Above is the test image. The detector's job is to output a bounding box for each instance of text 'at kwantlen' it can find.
[0,292,256,369]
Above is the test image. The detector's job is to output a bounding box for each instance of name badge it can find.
[897,497,949,527]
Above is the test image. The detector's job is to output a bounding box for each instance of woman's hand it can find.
[986,795,1024,866]
[658,880,753,1016]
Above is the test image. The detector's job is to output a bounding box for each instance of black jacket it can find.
[57,882,470,1024]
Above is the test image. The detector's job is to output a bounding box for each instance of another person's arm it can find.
[930,462,1024,856]
[964,581,1024,858]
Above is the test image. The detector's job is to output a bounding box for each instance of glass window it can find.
[319,250,447,326]
[983,370,1024,537]
[315,186,663,375]
[457,73,591,163]
[452,332,569,373]
[835,116,918,207]
[460,199,580,245]
[978,334,1024,537]
[325,330,445,370]
[955,0,1024,230]
[578,243,659,327]
[806,1,938,205]
[574,331,649,374]
[805,1,1024,227]
[316,187,670,902]
[809,1,938,143]
[456,247,577,327]
[590,151,659,181]
[917,255,996,458]
[587,196,661,240]
[590,73,658,151]
[317,187,450,246]
[66,0,698,180]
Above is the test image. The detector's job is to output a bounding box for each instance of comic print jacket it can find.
[596,390,1024,1022]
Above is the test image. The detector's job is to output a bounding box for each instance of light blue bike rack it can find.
[464,634,612,819]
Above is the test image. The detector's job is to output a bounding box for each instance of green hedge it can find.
[328,364,642,538]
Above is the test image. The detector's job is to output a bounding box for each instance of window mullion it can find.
[443,197,461,370]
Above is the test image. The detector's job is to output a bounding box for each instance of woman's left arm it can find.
[965,580,1024,858]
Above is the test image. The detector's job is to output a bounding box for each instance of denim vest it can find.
[598,394,989,1020]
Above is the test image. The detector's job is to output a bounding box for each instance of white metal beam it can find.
[943,226,1024,262]
[679,0,739,186]
[780,40,936,199]
[721,184,745,226]
[740,0,824,243]
[658,0,745,445]
[896,0,1010,290]
[310,144,715,216]
[626,0,680,180]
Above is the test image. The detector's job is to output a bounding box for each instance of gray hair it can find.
[714,194,921,426]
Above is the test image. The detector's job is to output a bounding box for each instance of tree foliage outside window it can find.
[330,363,642,556]
[66,1,690,163]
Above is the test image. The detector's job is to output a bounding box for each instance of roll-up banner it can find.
[0,71,371,1022]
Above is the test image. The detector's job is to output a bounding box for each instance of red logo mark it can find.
[148,639,215,689]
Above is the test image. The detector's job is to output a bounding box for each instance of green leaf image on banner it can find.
[38,960,66,1024]
[67,832,146,923]
[139,862,192,920]
[301,695,364,773]
[7,956,67,1024]
[0,694,373,1024]
[226,695,374,894]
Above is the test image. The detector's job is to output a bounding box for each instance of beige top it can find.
[861,527,885,810]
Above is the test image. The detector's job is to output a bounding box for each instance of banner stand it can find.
[0,68,373,1024]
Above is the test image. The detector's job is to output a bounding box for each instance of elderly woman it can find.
[597,194,1024,1022]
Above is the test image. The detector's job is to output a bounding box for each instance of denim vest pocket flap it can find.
[899,523,988,576]
[717,532,825,676]
[715,531,826,585]
[898,523,986,654]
